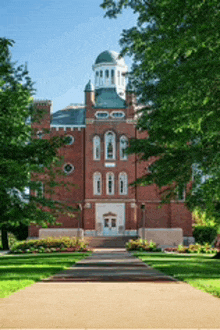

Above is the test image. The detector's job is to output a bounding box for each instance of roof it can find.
[51,107,86,126]
[95,88,126,109]
[84,80,94,92]
[95,50,125,66]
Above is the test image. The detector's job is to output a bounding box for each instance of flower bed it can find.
[164,243,220,254]
[10,237,91,254]
[125,239,161,252]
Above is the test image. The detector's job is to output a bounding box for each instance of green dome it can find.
[95,50,125,66]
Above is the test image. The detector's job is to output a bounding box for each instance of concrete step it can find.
[85,236,138,248]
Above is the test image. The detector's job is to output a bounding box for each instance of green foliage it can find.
[164,243,219,254]
[10,237,90,253]
[0,38,77,249]
[193,226,218,245]
[125,238,161,252]
[192,207,217,227]
[100,0,220,219]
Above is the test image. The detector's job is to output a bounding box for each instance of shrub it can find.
[177,244,188,253]
[125,239,161,252]
[10,237,90,254]
[193,226,217,244]
[164,244,219,254]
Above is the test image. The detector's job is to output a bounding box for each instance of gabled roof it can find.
[51,107,86,126]
[95,88,126,109]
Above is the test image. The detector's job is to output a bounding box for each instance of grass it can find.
[0,252,91,298]
[133,252,220,298]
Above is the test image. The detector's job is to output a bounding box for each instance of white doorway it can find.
[103,213,117,236]
[96,203,125,236]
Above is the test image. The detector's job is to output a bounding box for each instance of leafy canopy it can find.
[101,0,220,220]
[0,38,74,231]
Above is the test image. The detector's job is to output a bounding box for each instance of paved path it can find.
[1,249,220,329]
[42,248,177,282]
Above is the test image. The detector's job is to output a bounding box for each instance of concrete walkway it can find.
[1,248,220,329]
[42,248,177,282]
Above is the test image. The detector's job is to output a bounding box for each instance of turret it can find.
[84,80,95,108]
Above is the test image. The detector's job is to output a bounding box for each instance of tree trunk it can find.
[1,226,9,250]
[212,251,220,259]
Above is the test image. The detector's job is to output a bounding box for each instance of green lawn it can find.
[0,252,91,298]
[134,252,220,298]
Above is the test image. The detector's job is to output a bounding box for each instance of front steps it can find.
[85,236,138,248]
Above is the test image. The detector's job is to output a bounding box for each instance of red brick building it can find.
[29,50,193,243]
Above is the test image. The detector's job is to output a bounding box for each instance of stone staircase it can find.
[85,236,138,248]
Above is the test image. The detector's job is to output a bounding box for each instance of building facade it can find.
[29,50,193,241]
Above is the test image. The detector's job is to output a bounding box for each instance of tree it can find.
[0,38,74,249]
[101,0,220,255]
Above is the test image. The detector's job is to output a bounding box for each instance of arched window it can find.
[119,172,128,195]
[105,70,109,85]
[93,135,101,160]
[111,70,115,84]
[120,135,128,160]
[105,131,116,160]
[95,71,99,85]
[106,172,114,195]
[100,70,103,85]
[93,172,102,195]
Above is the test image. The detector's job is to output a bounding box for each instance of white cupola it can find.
[92,50,128,99]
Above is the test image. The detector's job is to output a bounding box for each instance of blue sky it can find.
[1,0,137,113]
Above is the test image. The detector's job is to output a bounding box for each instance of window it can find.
[37,131,44,139]
[95,71,99,85]
[100,70,103,85]
[111,70,115,84]
[119,172,128,195]
[93,135,101,160]
[105,131,116,160]
[94,172,102,195]
[120,135,128,160]
[106,172,114,195]
[64,163,74,174]
[105,70,109,84]
[95,111,109,119]
[110,111,125,119]
[65,135,74,145]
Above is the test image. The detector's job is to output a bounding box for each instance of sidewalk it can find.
[1,249,220,329]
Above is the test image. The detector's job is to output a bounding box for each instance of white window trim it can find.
[95,111,109,119]
[110,111,125,119]
[120,135,128,160]
[63,163,74,174]
[106,172,114,195]
[105,131,116,160]
[93,135,101,160]
[93,172,102,195]
[36,130,44,139]
[65,135,75,145]
[119,172,128,195]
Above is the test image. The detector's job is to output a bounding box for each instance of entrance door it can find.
[103,217,117,236]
